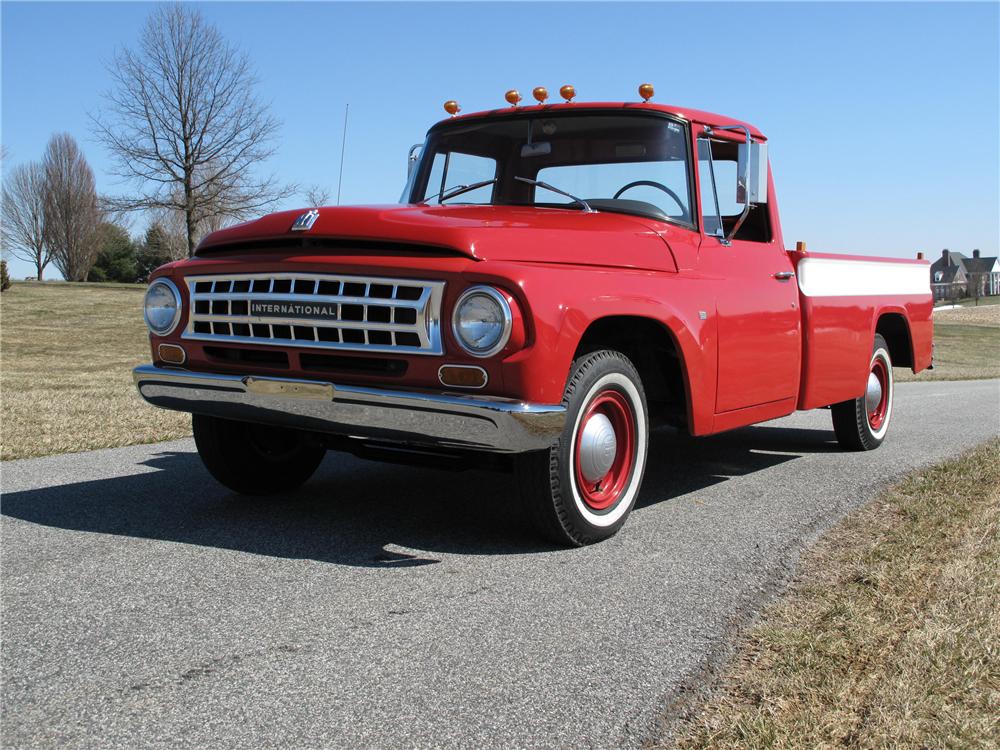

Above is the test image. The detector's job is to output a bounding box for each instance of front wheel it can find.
[831,333,894,451]
[192,415,326,495]
[515,350,649,546]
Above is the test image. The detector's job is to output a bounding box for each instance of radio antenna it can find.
[336,103,350,205]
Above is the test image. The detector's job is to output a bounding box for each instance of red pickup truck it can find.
[135,87,933,546]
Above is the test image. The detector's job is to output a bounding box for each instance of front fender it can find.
[495,263,717,435]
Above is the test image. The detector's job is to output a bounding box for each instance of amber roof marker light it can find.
[532,87,548,104]
[559,85,576,103]
[443,100,460,116]
[638,83,654,102]
[505,89,522,107]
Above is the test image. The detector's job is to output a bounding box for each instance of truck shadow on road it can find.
[2,425,838,566]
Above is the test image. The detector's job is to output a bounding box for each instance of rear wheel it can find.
[831,334,894,451]
[192,414,325,495]
[515,350,649,546]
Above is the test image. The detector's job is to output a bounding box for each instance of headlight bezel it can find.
[451,285,513,358]
[143,277,182,336]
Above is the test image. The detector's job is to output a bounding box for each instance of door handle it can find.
[773,271,795,280]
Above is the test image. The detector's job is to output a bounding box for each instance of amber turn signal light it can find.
[157,343,186,365]
[559,84,576,102]
[532,87,548,104]
[638,82,654,102]
[443,100,460,116]
[505,89,522,107]
[439,365,488,389]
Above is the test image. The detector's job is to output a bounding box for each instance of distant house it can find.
[929,249,1000,301]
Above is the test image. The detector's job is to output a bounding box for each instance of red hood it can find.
[196,204,679,271]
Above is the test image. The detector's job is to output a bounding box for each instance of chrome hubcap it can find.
[579,412,618,483]
[866,371,883,414]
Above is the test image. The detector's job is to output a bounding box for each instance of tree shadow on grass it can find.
[1,423,839,567]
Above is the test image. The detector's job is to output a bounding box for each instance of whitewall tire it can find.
[831,334,894,451]
[515,350,649,546]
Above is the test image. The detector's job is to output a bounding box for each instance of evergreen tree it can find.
[88,222,138,282]
[135,222,174,281]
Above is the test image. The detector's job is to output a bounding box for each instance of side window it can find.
[420,151,497,204]
[698,137,771,243]
[706,159,741,216]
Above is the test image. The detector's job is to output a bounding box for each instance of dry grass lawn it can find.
[896,304,1000,382]
[1,282,190,460]
[665,439,1000,749]
[0,283,996,460]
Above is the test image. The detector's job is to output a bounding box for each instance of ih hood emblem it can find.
[291,209,320,231]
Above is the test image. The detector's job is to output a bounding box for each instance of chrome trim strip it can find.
[133,364,565,453]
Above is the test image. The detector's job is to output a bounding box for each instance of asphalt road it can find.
[3,379,998,749]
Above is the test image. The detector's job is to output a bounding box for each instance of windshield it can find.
[404,112,693,225]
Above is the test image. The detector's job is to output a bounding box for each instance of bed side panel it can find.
[795,255,931,410]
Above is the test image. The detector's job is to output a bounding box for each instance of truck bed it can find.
[794,252,933,410]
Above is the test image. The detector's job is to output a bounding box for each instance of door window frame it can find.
[694,125,772,245]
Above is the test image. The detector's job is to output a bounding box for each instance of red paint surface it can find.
[795,291,932,410]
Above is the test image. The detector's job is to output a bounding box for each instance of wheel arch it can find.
[873,308,914,369]
[571,314,696,432]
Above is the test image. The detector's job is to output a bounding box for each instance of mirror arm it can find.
[705,125,753,245]
[407,143,422,176]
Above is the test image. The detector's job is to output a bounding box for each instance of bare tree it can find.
[94,4,293,256]
[146,205,191,260]
[1,161,52,280]
[43,134,101,281]
[303,185,330,207]
[967,272,985,306]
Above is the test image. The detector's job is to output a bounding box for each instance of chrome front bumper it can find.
[133,365,565,453]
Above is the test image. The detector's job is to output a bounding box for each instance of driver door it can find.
[696,132,800,413]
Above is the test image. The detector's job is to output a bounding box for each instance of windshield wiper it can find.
[421,178,498,205]
[514,176,594,213]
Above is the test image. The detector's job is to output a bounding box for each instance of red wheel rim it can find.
[868,357,890,430]
[574,389,636,511]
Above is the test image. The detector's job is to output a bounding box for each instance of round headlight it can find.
[143,278,182,336]
[452,286,512,358]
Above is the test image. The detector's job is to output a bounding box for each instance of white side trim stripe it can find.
[797,257,930,297]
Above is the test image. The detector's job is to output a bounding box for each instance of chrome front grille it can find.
[182,273,445,355]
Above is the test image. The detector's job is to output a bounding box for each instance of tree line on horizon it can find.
[2,4,329,284]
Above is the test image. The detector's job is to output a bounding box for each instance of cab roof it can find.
[433,101,766,141]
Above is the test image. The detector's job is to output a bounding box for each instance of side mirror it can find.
[407,143,422,176]
[737,142,768,204]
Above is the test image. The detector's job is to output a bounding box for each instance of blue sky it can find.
[2,1,998,279]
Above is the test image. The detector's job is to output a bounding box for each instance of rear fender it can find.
[873,301,933,373]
